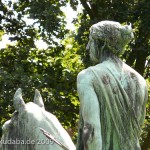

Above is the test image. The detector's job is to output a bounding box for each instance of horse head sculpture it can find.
[0,88,75,150]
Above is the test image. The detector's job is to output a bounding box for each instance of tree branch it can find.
[80,0,94,19]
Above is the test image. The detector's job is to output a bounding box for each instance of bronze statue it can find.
[77,21,148,150]
[0,89,75,150]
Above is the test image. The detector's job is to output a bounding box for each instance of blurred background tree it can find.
[0,0,149,148]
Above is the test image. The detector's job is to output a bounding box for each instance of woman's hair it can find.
[89,21,134,60]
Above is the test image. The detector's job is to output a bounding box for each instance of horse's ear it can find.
[13,88,26,112]
[34,89,45,109]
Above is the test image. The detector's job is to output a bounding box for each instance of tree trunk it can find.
[126,50,136,67]
[134,51,147,76]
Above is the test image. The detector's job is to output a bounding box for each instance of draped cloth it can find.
[77,59,147,150]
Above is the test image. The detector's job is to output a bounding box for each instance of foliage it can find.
[0,0,149,148]
[0,0,82,140]
[0,40,83,139]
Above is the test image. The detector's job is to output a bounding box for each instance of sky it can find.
[0,3,82,49]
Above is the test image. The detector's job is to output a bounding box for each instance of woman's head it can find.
[87,21,134,63]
